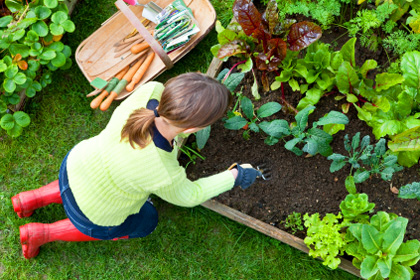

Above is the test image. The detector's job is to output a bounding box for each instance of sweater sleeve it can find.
[153,167,235,207]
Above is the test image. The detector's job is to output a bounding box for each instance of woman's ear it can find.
[182,127,202,134]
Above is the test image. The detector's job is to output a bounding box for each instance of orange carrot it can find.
[126,51,155,92]
[99,56,146,111]
[131,42,149,54]
[90,66,129,109]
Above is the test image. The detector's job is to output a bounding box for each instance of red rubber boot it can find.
[19,218,100,259]
[12,180,62,218]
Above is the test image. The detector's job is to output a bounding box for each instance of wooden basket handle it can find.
[115,0,174,70]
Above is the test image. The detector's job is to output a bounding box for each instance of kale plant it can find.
[327,133,403,193]
[398,181,420,202]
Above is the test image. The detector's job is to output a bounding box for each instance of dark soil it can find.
[179,25,420,277]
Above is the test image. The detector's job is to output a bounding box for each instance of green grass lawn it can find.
[0,0,359,279]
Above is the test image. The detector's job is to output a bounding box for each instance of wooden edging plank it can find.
[201,200,361,278]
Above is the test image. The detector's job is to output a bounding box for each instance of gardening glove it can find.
[228,163,262,190]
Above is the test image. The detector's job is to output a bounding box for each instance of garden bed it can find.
[180,26,420,278]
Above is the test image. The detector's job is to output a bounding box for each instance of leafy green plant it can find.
[398,181,420,201]
[0,0,74,137]
[179,143,206,169]
[211,0,322,92]
[282,211,304,234]
[304,193,420,278]
[303,212,347,269]
[327,133,403,193]
[345,212,420,280]
[339,193,375,222]
[278,105,348,156]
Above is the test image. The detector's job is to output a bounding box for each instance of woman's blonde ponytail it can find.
[121,108,157,148]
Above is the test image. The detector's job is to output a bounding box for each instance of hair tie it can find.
[153,108,159,117]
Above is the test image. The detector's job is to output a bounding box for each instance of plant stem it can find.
[223,60,247,83]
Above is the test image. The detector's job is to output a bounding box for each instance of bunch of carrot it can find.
[90,44,155,111]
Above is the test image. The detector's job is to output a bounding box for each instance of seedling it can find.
[282,212,304,234]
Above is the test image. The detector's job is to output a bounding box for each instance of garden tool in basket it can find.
[122,0,163,24]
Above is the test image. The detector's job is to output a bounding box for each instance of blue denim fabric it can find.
[59,151,158,240]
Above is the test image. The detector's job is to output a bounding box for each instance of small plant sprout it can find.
[282,212,304,234]
[327,133,403,194]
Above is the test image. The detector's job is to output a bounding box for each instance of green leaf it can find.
[26,30,39,42]
[259,120,290,138]
[398,182,420,200]
[389,264,411,280]
[394,240,420,265]
[62,45,72,58]
[196,126,210,150]
[13,72,26,85]
[0,15,13,28]
[44,0,58,9]
[0,113,15,130]
[0,100,7,114]
[51,52,66,67]
[251,71,260,100]
[375,73,405,92]
[62,20,75,33]
[0,61,7,72]
[360,255,380,279]
[241,96,254,120]
[354,169,370,183]
[9,43,30,58]
[360,59,377,78]
[7,123,23,137]
[345,175,357,194]
[49,23,64,36]
[323,123,345,135]
[3,78,16,93]
[224,116,247,130]
[28,60,40,72]
[285,138,301,151]
[295,105,315,131]
[315,111,349,126]
[13,111,30,127]
[377,257,392,279]
[35,6,52,20]
[40,50,56,60]
[397,151,420,167]
[32,21,49,37]
[401,51,420,89]
[296,87,324,111]
[26,87,36,98]
[11,29,25,41]
[302,138,318,155]
[336,61,359,94]
[5,0,23,13]
[361,225,382,254]
[223,72,244,92]
[388,126,420,152]
[340,38,357,67]
[237,58,253,73]
[382,217,407,254]
[257,102,282,118]
[5,65,18,79]
[352,132,361,150]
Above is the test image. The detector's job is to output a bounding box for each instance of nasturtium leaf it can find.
[26,30,39,42]
[60,58,72,70]
[3,78,16,93]
[257,102,281,118]
[62,45,72,58]
[10,44,30,58]
[13,111,31,127]
[5,0,23,13]
[13,72,26,85]
[233,0,262,36]
[6,122,23,137]
[241,96,254,120]
[8,93,20,105]
[0,113,15,130]
[0,15,13,27]
[28,60,40,72]
[35,6,52,20]
[32,21,49,37]
[44,0,58,9]
[49,23,64,36]
[40,50,56,60]
[287,21,322,51]
[51,52,66,67]
[12,29,25,41]
[26,87,36,98]
[0,100,7,113]
[48,41,64,52]
[62,20,75,33]
[5,65,18,79]
[196,125,210,150]
[224,115,247,130]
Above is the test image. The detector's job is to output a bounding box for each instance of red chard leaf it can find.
[233,0,262,37]
[217,40,249,59]
[263,0,279,34]
[287,21,322,51]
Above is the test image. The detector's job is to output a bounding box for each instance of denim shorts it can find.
[59,151,158,240]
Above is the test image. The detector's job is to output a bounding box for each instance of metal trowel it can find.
[123,0,163,24]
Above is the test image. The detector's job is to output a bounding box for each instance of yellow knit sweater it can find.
[66,82,234,226]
